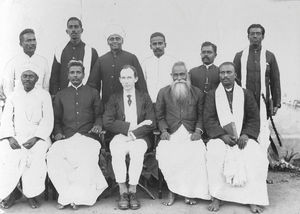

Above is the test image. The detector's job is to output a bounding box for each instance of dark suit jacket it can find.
[155,85,205,134]
[87,50,148,104]
[189,64,220,93]
[233,48,281,114]
[103,90,156,148]
[204,86,260,140]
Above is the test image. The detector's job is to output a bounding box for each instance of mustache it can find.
[202,56,210,60]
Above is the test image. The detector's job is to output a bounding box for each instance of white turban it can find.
[104,24,126,39]
[22,63,40,77]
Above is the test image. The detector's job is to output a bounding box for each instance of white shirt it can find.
[123,90,137,128]
[0,88,54,143]
[2,52,50,97]
[142,53,177,102]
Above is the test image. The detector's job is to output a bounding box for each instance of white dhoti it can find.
[110,134,147,185]
[47,133,108,206]
[206,138,269,206]
[156,126,210,199]
[0,138,49,200]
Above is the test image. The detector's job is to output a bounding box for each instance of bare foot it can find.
[208,198,222,212]
[162,191,175,206]
[56,203,65,210]
[27,197,40,209]
[184,197,197,205]
[250,204,264,213]
[70,203,79,210]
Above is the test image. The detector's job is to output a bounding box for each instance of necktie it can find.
[127,95,132,106]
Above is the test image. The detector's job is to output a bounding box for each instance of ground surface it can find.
[1,171,300,214]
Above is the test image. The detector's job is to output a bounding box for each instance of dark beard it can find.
[171,80,191,106]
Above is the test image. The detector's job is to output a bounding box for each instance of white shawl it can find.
[215,84,247,187]
[240,46,267,108]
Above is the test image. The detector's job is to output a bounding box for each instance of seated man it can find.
[47,60,108,210]
[0,67,53,209]
[103,65,155,210]
[204,62,269,213]
[156,61,210,206]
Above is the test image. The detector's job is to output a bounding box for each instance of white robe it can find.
[1,52,50,97]
[0,88,53,200]
[47,133,108,206]
[206,84,269,206]
[142,54,177,102]
[156,125,210,199]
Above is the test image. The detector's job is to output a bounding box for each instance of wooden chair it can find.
[99,130,158,200]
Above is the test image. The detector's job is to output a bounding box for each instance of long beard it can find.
[171,80,191,106]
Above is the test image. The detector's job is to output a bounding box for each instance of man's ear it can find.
[134,77,138,83]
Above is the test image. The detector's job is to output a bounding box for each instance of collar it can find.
[203,63,214,69]
[123,89,135,97]
[110,49,122,56]
[21,51,35,59]
[71,83,83,90]
[249,44,262,52]
[68,40,83,48]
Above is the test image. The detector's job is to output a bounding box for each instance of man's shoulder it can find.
[234,50,243,58]
[189,65,203,74]
[82,85,99,95]
[158,85,171,94]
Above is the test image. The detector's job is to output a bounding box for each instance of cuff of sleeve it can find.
[195,128,204,135]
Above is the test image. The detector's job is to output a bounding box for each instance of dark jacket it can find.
[87,50,148,104]
[204,87,260,140]
[233,47,281,115]
[103,90,155,148]
[155,85,205,134]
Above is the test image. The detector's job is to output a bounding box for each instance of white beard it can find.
[171,80,191,106]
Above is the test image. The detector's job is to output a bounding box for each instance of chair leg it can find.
[158,168,163,199]
[44,175,49,201]
[138,183,155,200]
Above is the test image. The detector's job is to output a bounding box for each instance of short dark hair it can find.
[150,32,166,42]
[201,41,217,54]
[67,60,85,73]
[19,28,35,43]
[247,24,265,36]
[67,17,82,28]
[121,65,138,78]
[219,62,236,72]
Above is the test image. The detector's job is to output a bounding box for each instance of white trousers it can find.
[206,139,269,206]
[47,133,108,206]
[0,138,48,200]
[156,126,210,199]
[110,134,147,185]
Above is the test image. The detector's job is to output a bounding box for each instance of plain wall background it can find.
[0,0,299,100]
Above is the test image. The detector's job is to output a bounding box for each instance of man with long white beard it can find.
[204,62,269,213]
[156,61,210,206]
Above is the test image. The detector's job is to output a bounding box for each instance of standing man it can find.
[1,28,50,99]
[49,17,98,96]
[103,65,155,210]
[189,41,220,94]
[204,62,268,213]
[142,32,177,102]
[88,25,147,104]
[47,60,107,210]
[233,24,281,151]
[0,68,53,209]
[156,61,210,206]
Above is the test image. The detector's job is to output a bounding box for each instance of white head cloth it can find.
[104,24,126,39]
[22,63,40,78]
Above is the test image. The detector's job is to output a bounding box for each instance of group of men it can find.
[0,16,281,214]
